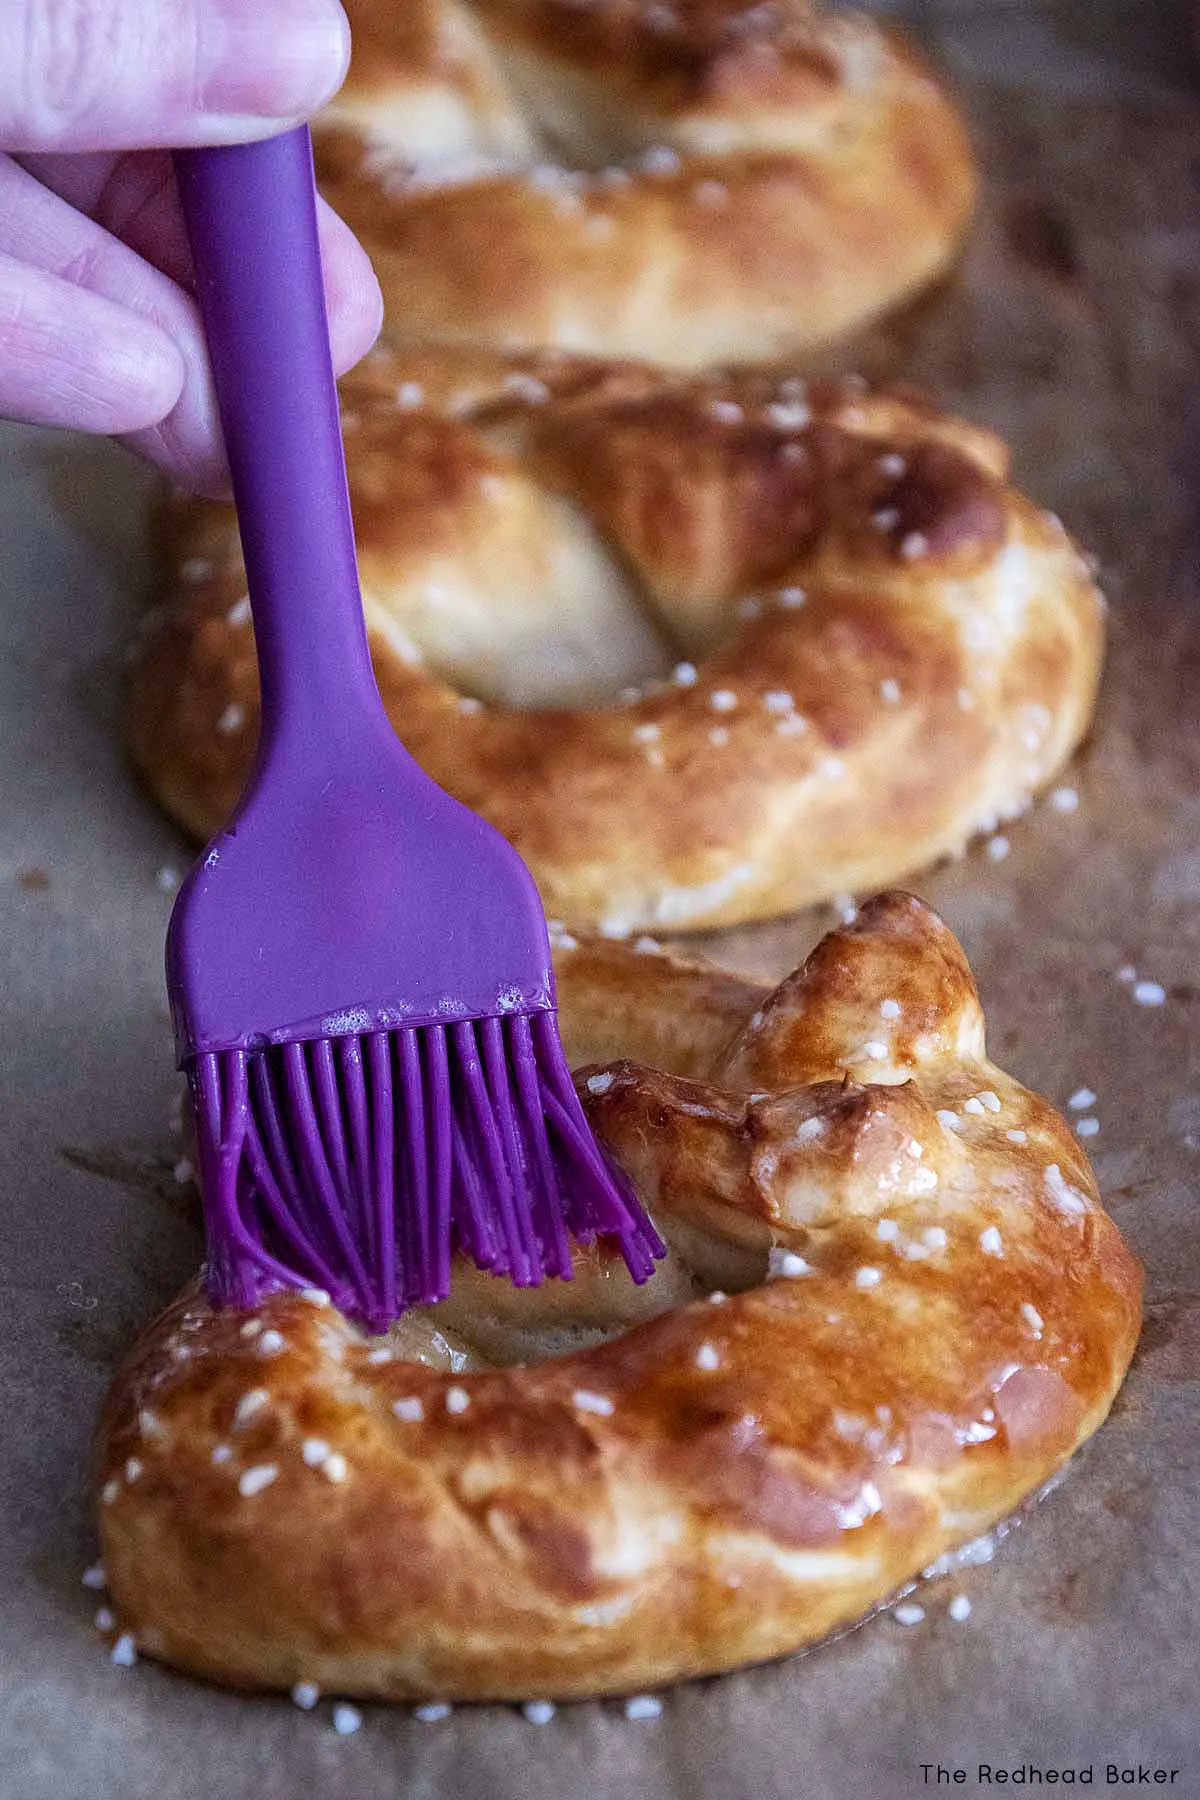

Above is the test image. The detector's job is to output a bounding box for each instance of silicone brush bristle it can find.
[189,1010,664,1331]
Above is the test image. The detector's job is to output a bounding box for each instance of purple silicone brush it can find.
[169,128,662,1330]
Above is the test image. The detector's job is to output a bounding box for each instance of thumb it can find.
[0,0,350,154]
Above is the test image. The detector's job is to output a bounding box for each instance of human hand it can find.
[0,0,382,492]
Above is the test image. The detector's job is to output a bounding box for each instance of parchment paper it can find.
[1,3,1197,1795]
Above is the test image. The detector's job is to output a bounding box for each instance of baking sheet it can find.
[2,3,1198,1795]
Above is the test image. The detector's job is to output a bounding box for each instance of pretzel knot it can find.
[315,0,976,365]
[95,896,1140,1700]
[128,358,1104,931]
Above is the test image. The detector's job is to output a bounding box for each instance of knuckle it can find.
[9,0,117,146]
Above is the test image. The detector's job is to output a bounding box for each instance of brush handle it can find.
[175,129,385,760]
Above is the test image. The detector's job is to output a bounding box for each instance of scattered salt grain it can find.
[778,586,806,607]
[392,1398,424,1422]
[923,1227,948,1251]
[332,1704,362,1736]
[1075,1117,1100,1139]
[979,1091,1002,1113]
[899,532,929,560]
[1021,1303,1045,1338]
[877,453,907,478]
[396,381,424,409]
[574,1389,615,1416]
[586,1072,615,1095]
[302,1439,331,1467]
[937,1109,961,1131]
[216,703,245,734]
[82,1562,106,1590]
[709,689,738,713]
[234,1388,269,1427]
[414,1702,453,1722]
[238,1464,279,1497]
[180,557,212,584]
[523,1700,556,1725]
[1005,1128,1028,1144]
[963,1097,986,1116]
[672,661,698,686]
[367,1346,396,1364]
[862,1040,888,1061]
[877,1220,900,1242]
[948,1594,972,1622]
[880,678,901,704]
[258,1329,285,1355]
[880,998,901,1019]
[769,1248,812,1279]
[322,1453,348,1483]
[156,866,181,893]
[124,1458,142,1483]
[292,1682,320,1709]
[239,1319,263,1339]
[226,595,252,626]
[695,1343,720,1371]
[893,1603,925,1626]
[110,1633,138,1667]
[624,1695,663,1721]
[1049,786,1079,813]
[211,1444,232,1464]
[1068,1088,1097,1111]
[445,1386,470,1414]
[101,1480,120,1505]
[1133,981,1166,1006]
[855,1267,883,1289]
[709,726,729,747]
[979,1226,1003,1257]
[94,1607,115,1632]
[986,835,1010,862]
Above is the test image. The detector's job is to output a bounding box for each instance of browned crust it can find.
[95,895,1141,1700]
[127,363,1105,933]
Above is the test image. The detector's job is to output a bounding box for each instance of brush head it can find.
[170,726,663,1327]
[189,1011,663,1330]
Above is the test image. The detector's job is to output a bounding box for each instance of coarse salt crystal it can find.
[523,1700,557,1725]
[769,1248,812,1279]
[1021,1302,1045,1337]
[239,1319,263,1339]
[624,1695,664,1720]
[695,1343,720,1371]
[414,1702,453,1722]
[963,1097,986,1116]
[880,998,901,1019]
[1006,1128,1028,1144]
[445,1386,470,1414]
[709,726,729,747]
[778,586,806,607]
[980,1226,1003,1256]
[879,678,901,704]
[1068,1087,1097,1110]
[216,703,245,734]
[226,595,251,626]
[101,1480,120,1504]
[292,1682,320,1709]
[948,1594,972,1622]
[1075,1117,1100,1138]
[124,1458,142,1483]
[672,661,697,686]
[1133,981,1165,1006]
[110,1632,138,1667]
[392,1398,424,1422]
[332,1704,362,1736]
[574,1389,614,1416]
[234,1388,269,1427]
[862,1040,888,1061]
[923,1226,948,1250]
[900,532,929,560]
[586,1072,615,1094]
[258,1329,285,1355]
[1044,1164,1087,1214]
[1049,786,1078,813]
[878,453,907,477]
[979,1091,1002,1113]
[396,381,424,408]
[987,835,1010,862]
[94,1606,115,1632]
[302,1439,331,1467]
[877,1219,900,1241]
[323,1452,348,1483]
[893,1603,925,1626]
[709,689,738,713]
[238,1464,278,1497]
[855,1267,883,1289]
[937,1109,961,1131]
[82,1562,106,1590]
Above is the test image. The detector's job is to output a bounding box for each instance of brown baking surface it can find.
[0,2,1196,1795]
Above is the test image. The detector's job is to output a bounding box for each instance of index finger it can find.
[0,0,350,153]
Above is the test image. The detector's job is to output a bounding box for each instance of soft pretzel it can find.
[127,355,1104,933]
[314,0,976,365]
[95,895,1140,1701]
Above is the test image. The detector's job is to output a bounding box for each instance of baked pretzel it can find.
[127,353,1104,933]
[314,0,976,365]
[95,895,1140,1701]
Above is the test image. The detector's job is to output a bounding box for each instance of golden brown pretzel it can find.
[95,895,1140,1701]
[314,0,976,365]
[127,356,1104,934]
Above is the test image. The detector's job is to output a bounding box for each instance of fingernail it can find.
[200,0,350,122]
